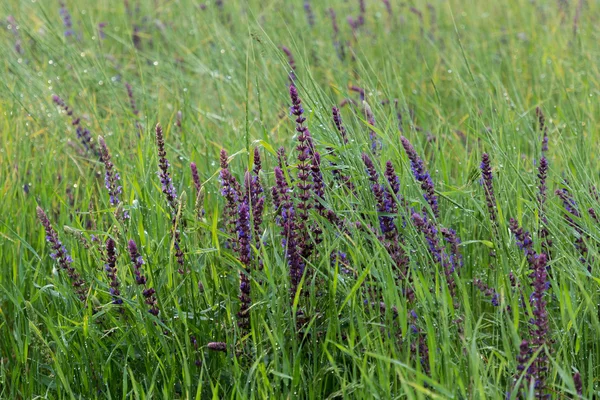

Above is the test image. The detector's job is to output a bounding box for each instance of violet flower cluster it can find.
[105,238,122,305]
[537,156,551,254]
[155,123,178,211]
[281,46,296,84]
[509,218,550,397]
[52,95,99,157]
[128,239,159,316]
[37,207,87,302]
[99,136,129,220]
[480,153,497,223]
[59,2,74,37]
[125,82,139,116]
[190,162,205,218]
[401,136,439,218]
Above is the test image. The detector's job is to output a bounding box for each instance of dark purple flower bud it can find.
[573,372,583,396]
[329,8,339,36]
[363,102,381,153]
[509,218,536,267]
[7,16,24,54]
[105,238,122,305]
[155,123,178,211]
[207,342,227,352]
[480,153,497,222]
[132,25,142,50]
[190,162,201,194]
[332,106,349,145]
[401,136,439,218]
[125,82,139,116]
[37,207,87,302]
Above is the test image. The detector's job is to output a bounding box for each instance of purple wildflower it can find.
[132,25,142,50]
[52,95,99,157]
[304,1,315,27]
[537,157,550,247]
[125,82,139,116]
[281,46,296,83]
[219,149,241,244]
[99,136,129,220]
[573,372,583,396]
[37,207,87,302]
[190,162,205,218]
[273,167,304,304]
[382,0,392,16]
[127,239,159,316]
[332,106,349,145]
[474,278,499,306]
[349,85,365,101]
[236,197,252,330]
[105,238,122,305]
[59,2,74,37]
[536,107,549,153]
[480,153,497,222]
[98,22,107,39]
[364,102,382,153]
[401,136,439,218]
[7,16,24,54]
[155,123,178,211]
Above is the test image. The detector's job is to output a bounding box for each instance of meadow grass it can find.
[0,0,599,398]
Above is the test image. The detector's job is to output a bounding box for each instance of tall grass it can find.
[0,0,599,398]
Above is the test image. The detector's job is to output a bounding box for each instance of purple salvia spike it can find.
[155,123,178,211]
[37,207,87,302]
[480,153,497,223]
[349,85,365,101]
[236,195,252,330]
[53,94,100,157]
[401,136,439,218]
[99,136,128,220]
[105,238,122,305]
[281,46,296,84]
[573,372,583,396]
[536,107,549,153]
[190,162,201,195]
[98,22,107,39]
[273,167,304,304]
[363,102,381,153]
[127,239,159,315]
[382,0,392,16]
[473,278,499,306]
[125,82,139,116]
[332,106,349,145]
[411,211,457,302]
[219,149,242,244]
[537,156,552,254]
[59,2,74,37]
[303,1,315,27]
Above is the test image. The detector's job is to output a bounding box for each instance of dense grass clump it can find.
[1,0,599,398]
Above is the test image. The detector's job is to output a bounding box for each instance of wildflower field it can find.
[1,0,599,398]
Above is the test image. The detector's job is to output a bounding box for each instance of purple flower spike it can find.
[207,342,227,352]
[281,46,296,83]
[155,123,178,211]
[127,239,159,316]
[98,22,107,39]
[125,82,139,116]
[474,278,499,306]
[401,136,439,218]
[304,1,315,27]
[573,372,583,396]
[236,196,252,330]
[480,153,497,222]
[105,238,122,305]
[273,167,304,304]
[53,94,100,157]
[536,107,549,153]
[37,207,87,302]
[59,2,74,37]
[219,149,242,243]
[99,136,128,220]
[537,156,551,253]
[332,107,349,144]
